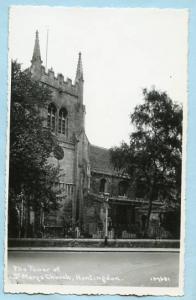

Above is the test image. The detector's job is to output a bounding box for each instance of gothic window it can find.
[118,180,128,196]
[135,182,146,198]
[47,103,57,132]
[99,178,106,193]
[58,108,68,134]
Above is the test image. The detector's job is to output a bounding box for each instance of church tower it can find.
[29,30,88,234]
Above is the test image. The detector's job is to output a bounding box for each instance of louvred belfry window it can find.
[58,108,68,134]
[47,103,57,132]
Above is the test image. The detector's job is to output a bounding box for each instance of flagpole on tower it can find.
[45,29,49,70]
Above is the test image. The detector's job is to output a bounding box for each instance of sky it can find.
[9,6,188,148]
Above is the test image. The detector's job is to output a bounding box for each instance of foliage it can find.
[110,88,182,236]
[9,61,62,236]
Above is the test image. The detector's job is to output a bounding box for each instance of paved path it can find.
[7,251,180,287]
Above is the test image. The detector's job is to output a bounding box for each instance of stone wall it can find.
[83,195,103,236]
[31,57,85,232]
[40,84,85,140]
[8,238,180,248]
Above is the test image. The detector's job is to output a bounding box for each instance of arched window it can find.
[135,182,146,198]
[118,180,128,196]
[58,108,68,134]
[47,103,57,132]
[100,178,106,193]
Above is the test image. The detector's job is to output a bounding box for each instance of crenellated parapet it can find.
[39,66,80,97]
[30,31,83,99]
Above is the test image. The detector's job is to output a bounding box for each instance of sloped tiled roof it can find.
[89,144,116,175]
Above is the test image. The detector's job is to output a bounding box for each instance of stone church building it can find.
[29,31,163,239]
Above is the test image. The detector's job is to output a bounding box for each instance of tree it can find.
[8,61,62,237]
[110,88,182,237]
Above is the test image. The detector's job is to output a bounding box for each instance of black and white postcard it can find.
[5,6,188,295]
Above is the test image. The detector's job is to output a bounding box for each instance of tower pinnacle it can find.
[31,30,42,64]
[75,52,83,83]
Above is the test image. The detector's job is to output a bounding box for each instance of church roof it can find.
[89,144,116,176]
